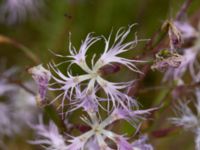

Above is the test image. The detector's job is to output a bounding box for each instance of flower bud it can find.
[28,65,51,105]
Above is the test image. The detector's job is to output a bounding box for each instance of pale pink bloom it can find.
[66,108,154,150]
[31,107,154,149]
[50,25,144,111]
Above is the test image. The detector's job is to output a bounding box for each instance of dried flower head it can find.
[151,49,183,72]
[162,19,200,81]
[163,46,198,81]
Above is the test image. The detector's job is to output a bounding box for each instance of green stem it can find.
[0,35,40,64]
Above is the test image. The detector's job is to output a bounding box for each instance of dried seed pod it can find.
[151,49,183,72]
[162,20,183,51]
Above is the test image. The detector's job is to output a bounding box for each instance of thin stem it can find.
[176,0,193,21]
[151,125,181,138]
[0,35,40,64]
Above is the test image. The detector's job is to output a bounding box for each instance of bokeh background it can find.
[1,0,200,149]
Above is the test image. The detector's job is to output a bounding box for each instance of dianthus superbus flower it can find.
[50,25,144,112]
[31,108,154,150]
[66,108,154,149]
[29,25,156,150]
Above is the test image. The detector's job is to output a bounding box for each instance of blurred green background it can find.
[1,0,200,149]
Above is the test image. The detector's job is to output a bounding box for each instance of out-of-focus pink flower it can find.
[151,50,183,72]
[174,21,198,42]
[0,81,40,143]
[0,103,19,137]
[0,0,44,25]
[30,117,68,150]
[132,135,153,150]
[10,82,39,123]
[0,67,18,95]
[171,98,200,150]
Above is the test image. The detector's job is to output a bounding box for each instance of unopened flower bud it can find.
[28,65,51,105]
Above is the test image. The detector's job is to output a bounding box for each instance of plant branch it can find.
[0,35,40,64]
